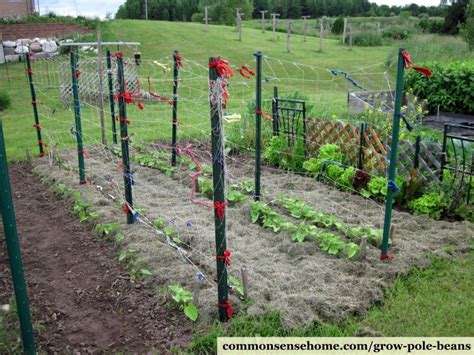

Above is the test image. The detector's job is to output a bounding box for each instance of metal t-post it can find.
[0,115,36,355]
[380,48,405,259]
[254,51,263,201]
[171,50,179,166]
[106,48,118,144]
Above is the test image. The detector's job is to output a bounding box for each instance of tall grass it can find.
[386,34,474,66]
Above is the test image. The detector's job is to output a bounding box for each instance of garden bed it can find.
[32,146,473,328]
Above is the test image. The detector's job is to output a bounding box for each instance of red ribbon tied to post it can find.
[218,300,233,318]
[238,65,256,79]
[401,50,432,77]
[214,201,227,220]
[217,249,231,267]
[256,109,273,121]
[175,51,184,69]
[209,58,235,78]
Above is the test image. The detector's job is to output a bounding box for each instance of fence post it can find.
[380,48,405,260]
[358,122,366,170]
[116,54,135,224]
[25,52,45,157]
[0,116,36,355]
[106,48,118,144]
[414,135,421,170]
[254,51,263,201]
[208,57,229,322]
[70,49,86,184]
[96,30,107,145]
[171,50,179,167]
[272,86,279,136]
[440,124,448,181]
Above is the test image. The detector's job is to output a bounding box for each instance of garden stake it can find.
[414,135,421,170]
[241,265,249,300]
[0,117,36,355]
[254,51,263,201]
[209,57,229,322]
[272,86,279,136]
[116,54,135,224]
[106,48,118,144]
[171,50,179,167]
[25,52,44,157]
[70,49,86,184]
[359,237,367,261]
[358,122,366,170]
[380,48,405,260]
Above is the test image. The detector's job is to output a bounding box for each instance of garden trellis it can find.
[13,44,470,328]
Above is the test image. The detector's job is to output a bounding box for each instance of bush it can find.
[404,60,474,114]
[418,18,444,34]
[331,16,344,35]
[0,91,11,112]
[408,192,449,219]
[346,31,383,46]
[191,12,204,23]
[382,27,411,40]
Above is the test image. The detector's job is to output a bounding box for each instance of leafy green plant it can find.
[198,177,213,198]
[118,248,153,280]
[168,284,199,321]
[408,192,449,220]
[226,190,248,205]
[264,135,287,167]
[95,222,120,237]
[229,276,244,296]
[72,196,98,222]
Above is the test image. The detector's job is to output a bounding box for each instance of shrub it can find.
[331,16,344,35]
[382,27,411,40]
[404,60,474,114]
[0,91,11,112]
[191,12,204,23]
[346,31,383,46]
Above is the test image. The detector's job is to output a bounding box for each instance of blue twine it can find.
[127,171,135,187]
[330,69,366,91]
[131,209,141,223]
[387,179,400,193]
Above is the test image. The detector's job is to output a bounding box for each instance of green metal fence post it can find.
[70,49,86,184]
[25,52,45,157]
[209,57,229,322]
[171,50,179,166]
[106,48,118,144]
[380,48,405,260]
[254,51,263,201]
[0,117,36,355]
[116,54,135,225]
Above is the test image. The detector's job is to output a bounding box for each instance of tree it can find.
[461,0,474,50]
[331,15,344,34]
[443,0,469,34]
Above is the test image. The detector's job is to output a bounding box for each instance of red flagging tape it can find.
[218,300,233,318]
[238,65,256,79]
[380,252,394,261]
[33,124,41,130]
[216,249,231,267]
[78,149,90,159]
[175,51,184,69]
[401,50,432,77]
[256,109,273,121]
[214,201,227,220]
[116,116,131,125]
[209,58,235,78]
[149,92,173,106]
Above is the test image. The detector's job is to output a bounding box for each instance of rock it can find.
[32,37,40,42]
[29,42,43,53]
[39,39,48,45]
[16,38,31,46]
[5,54,20,62]
[64,39,74,43]
[3,47,15,56]
[43,40,58,53]
[15,45,29,54]
[80,45,91,52]
[2,40,16,47]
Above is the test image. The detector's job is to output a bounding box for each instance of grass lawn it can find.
[1,20,392,160]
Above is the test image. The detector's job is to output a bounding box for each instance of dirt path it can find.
[0,163,193,353]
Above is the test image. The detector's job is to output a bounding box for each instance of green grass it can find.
[191,253,474,352]
[0,19,392,160]
[0,299,22,353]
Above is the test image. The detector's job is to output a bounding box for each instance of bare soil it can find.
[31,145,473,330]
[0,163,193,353]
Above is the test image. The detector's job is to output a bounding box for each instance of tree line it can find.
[115,0,448,23]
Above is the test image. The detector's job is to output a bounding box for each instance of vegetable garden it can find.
[1,38,473,352]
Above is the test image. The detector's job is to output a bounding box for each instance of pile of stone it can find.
[1,38,60,63]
